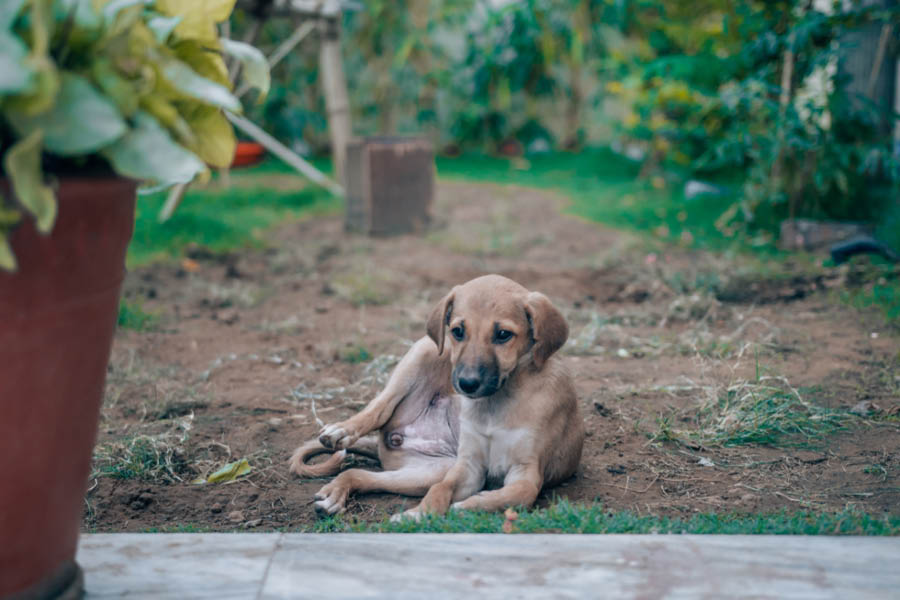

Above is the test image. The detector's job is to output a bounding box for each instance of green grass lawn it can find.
[128,172,338,267]
[309,502,900,535]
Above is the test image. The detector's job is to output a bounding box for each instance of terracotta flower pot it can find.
[0,178,136,598]
[231,141,266,168]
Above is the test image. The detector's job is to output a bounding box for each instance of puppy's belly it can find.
[384,394,459,458]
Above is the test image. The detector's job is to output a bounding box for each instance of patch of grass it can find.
[306,500,900,535]
[329,268,394,306]
[651,375,854,449]
[91,435,190,483]
[129,170,338,267]
[117,299,157,331]
[340,344,372,364]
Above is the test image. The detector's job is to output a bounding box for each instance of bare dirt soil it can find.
[83,181,900,532]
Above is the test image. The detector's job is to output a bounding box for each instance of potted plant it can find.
[0,1,268,597]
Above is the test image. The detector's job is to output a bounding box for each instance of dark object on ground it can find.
[345,137,434,235]
[830,236,899,264]
[779,219,873,252]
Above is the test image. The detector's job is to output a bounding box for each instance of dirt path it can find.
[84,181,900,532]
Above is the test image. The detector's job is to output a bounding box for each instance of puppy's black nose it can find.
[457,376,481,395]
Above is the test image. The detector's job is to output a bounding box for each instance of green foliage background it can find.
[238,0,899,246]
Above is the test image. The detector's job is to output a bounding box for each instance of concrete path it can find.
[77,533,899,599]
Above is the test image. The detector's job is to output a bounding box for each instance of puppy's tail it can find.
[288,435,379,478]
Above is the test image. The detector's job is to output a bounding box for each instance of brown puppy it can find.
[289,275,584,519]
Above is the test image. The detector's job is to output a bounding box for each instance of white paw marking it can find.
[390,509,422,523]
[319,424,355,450]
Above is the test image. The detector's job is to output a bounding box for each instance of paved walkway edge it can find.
[77,533,899,599]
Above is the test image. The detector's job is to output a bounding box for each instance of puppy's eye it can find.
[451,325,465,341]
[494,329,514,344]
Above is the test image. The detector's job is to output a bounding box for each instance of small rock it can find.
[315,306,329,313]
[740,493,755,502]
[616,348,630,358]
[210,503,223,514]
[227,510,244,523]
[698,457,715,467]
[243,518,263,529]
[849,400,880,416]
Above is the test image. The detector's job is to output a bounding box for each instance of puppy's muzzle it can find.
[452,363,500,398]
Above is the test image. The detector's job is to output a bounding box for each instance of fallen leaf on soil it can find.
[192,458,252,484]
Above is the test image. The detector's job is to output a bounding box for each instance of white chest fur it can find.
[459,398,534,481]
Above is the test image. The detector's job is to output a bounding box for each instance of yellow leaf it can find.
[139,95,195,145]
[4,130,57,234]
[193,458,251,484]
[0,229,16,272]
[155,0,236,43]
[172,40,229,88]
[184,106,236,168]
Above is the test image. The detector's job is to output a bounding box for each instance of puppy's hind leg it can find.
[314,458,453,516]
[319,337,445,450]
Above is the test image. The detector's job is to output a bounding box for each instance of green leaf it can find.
[0,0,25,30]
[91,58,139,116]
[102,111,205,185]
[220,38,270,100]
[102,0,151,25]
[161,59,240,112]
[192,458,251,484]
[0,31,31,94]
[146,14,181,42]
[11,73,126,155]
[0,230,16,272]
[3,130,57,234]
[56,0,100,29]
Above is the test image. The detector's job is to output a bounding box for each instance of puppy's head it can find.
[426,274,568,399]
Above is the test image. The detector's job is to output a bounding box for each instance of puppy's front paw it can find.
[313,481,349,517]
[319,422,358,450]
[450,493,482,511]
[389,508,423,524]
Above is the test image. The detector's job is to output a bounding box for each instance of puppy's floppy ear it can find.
[426,288,456,355]
[524,291,568,369]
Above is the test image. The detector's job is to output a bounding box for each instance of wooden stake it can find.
[319,16,352,186]
[226,111,344,197]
